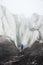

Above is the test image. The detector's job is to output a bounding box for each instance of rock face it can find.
[3,41,43,65]
[0,36,20,64]
[13,41,43,65]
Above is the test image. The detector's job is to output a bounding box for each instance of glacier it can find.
[0,5,43,51]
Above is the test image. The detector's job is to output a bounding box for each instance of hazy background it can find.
[0,0,43,17]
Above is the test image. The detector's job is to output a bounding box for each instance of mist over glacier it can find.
[0,0,43,17]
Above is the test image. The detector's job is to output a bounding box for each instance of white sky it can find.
[0,0,43,17]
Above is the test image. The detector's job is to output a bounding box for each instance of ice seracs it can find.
[0,5,43,51]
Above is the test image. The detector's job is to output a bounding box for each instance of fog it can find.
[0,0,43,17]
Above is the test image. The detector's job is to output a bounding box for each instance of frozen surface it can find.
[0,5,43,50]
